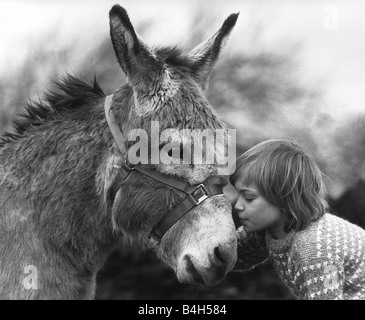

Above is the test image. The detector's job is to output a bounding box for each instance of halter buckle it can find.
[191,184,209,205]
[122,159,135,172]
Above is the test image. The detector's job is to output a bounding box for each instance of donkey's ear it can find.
[109,5,160,79]
[188,13,239,91]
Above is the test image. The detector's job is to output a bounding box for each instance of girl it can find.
[230,138,365,300]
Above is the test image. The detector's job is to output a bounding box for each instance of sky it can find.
[1,0,365,118]
[0,0,364,197]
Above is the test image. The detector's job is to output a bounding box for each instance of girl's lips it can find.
[239,219,249,228]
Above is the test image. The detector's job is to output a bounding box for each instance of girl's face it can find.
[232,179,289,238]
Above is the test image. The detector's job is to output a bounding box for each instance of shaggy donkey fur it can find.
[0,5,238,299]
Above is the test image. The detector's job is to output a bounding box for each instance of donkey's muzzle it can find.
[181,243,236,286]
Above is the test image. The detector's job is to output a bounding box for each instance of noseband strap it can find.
[151,183,223,242]
[104,94,224,244]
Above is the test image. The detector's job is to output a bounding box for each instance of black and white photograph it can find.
[0,0,364,302]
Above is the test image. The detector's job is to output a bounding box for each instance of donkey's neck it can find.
[0,99,124,272]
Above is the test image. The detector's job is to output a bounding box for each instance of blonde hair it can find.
[230,138,328,232]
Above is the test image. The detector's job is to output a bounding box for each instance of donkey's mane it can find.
[0,75,105,147]
[1,46,197,147]
[155,46,195,70]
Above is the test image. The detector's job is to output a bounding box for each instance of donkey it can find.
[0,5,239,299]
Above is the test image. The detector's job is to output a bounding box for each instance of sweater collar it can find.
[265,229,296,253]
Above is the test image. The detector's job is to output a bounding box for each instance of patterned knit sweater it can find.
[234,213,365,300]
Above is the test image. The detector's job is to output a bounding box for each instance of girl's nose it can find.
[234,199,245,212]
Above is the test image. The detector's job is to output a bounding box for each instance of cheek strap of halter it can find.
[104,94,134,209]
[104,94,127,155]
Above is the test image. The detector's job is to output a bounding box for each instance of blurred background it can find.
[0,0,364,299]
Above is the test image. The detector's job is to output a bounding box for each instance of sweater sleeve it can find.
[232,227,269,271]
[292,250,345,300]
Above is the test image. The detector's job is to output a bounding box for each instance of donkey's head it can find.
[105,5,238,286]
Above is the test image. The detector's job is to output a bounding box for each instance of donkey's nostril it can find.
[214,246,226,265]
[184,255,205,285]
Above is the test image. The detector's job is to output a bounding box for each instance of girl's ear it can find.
[284,215,296,232]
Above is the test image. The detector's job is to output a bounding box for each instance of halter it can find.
[104,94,223,245]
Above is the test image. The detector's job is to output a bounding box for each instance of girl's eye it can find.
[245,198,255,202]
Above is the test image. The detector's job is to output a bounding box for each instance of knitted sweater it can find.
[234,213,365,300]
